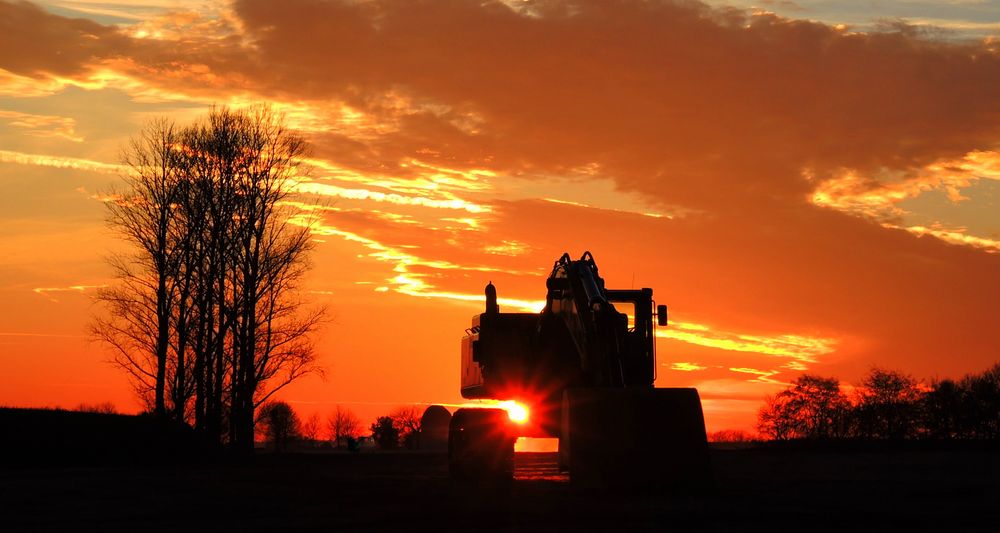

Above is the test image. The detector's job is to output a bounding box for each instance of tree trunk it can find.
[154,269,169,418]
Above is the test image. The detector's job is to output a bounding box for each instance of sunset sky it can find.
[1,0,998,433]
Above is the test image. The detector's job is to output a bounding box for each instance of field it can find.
[3,448,999,531]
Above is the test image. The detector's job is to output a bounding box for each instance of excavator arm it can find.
[543,252,628,387]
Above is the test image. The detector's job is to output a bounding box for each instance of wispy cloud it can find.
[810,150,1000,251]
[670,362,708,372]
[897,223,1000,253]
[290,213,542,308]
[659,324,836,364]
[0,149,122,174]
[0,110,83,142]
[33,283,107,302]
[728,367,784,384]
[292,181,488,213]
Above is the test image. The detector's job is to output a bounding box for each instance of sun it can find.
[503,401,529,424]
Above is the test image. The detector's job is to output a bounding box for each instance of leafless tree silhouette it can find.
[327,405,361,448]
[391,406,423,449]
[301,412,321,443]
[93,119,183,418]
[92,107,325,454]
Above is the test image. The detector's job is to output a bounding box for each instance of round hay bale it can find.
[420,405,452,451]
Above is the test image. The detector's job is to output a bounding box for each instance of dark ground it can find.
[3,448,999,532]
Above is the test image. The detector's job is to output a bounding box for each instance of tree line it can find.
[757,362,1000,441]
[256,402,426,452]
[92,107,324,455]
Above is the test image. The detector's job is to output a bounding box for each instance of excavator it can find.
[448,251,710,486]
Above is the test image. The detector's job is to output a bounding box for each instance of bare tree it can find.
[93,119,183,418]
[391,406,423,449]
[327,405,361,448]
[214,106,323,454]
[92,107,325,454]
[301,412,321,443]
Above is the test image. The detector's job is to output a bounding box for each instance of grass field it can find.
[3,448,999,531]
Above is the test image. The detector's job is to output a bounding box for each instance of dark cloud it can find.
[11,0,999,209]
[227,0,1000,210]
[0,0,128,77]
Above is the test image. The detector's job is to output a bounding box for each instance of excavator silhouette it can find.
[449,252,710,486]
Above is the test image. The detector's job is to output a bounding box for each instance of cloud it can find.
[292,180,488,213]
[898,224,1000,252]
[728,367,783,384]
[10,1,1000,213]
[212,0,1000,211]
[0,0,129,78]
[670,362,708,372]
[32,283,107,302]
[658,326,835,362]
[0,109,84,142]
[0,149,122,173]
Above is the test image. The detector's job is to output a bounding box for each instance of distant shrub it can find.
[370,416,400,450]
[256,401,301,452]
[75,402,119,415]
[708,429,757,443]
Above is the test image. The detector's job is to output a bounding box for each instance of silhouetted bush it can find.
[370,416,400,450]
[256,401,300,452]
[74,402,118,414]
[956,363,1000,439]
[851,368,922,440]
[757,375,851,440]
[921,378,963,439]
[708,429,757,443]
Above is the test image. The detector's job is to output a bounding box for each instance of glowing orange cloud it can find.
[32,284,107,303]
[293,181,488,213]
[658,324,836,364]
[0,110,83,142]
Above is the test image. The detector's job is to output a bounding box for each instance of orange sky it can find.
[1,0,999,434]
